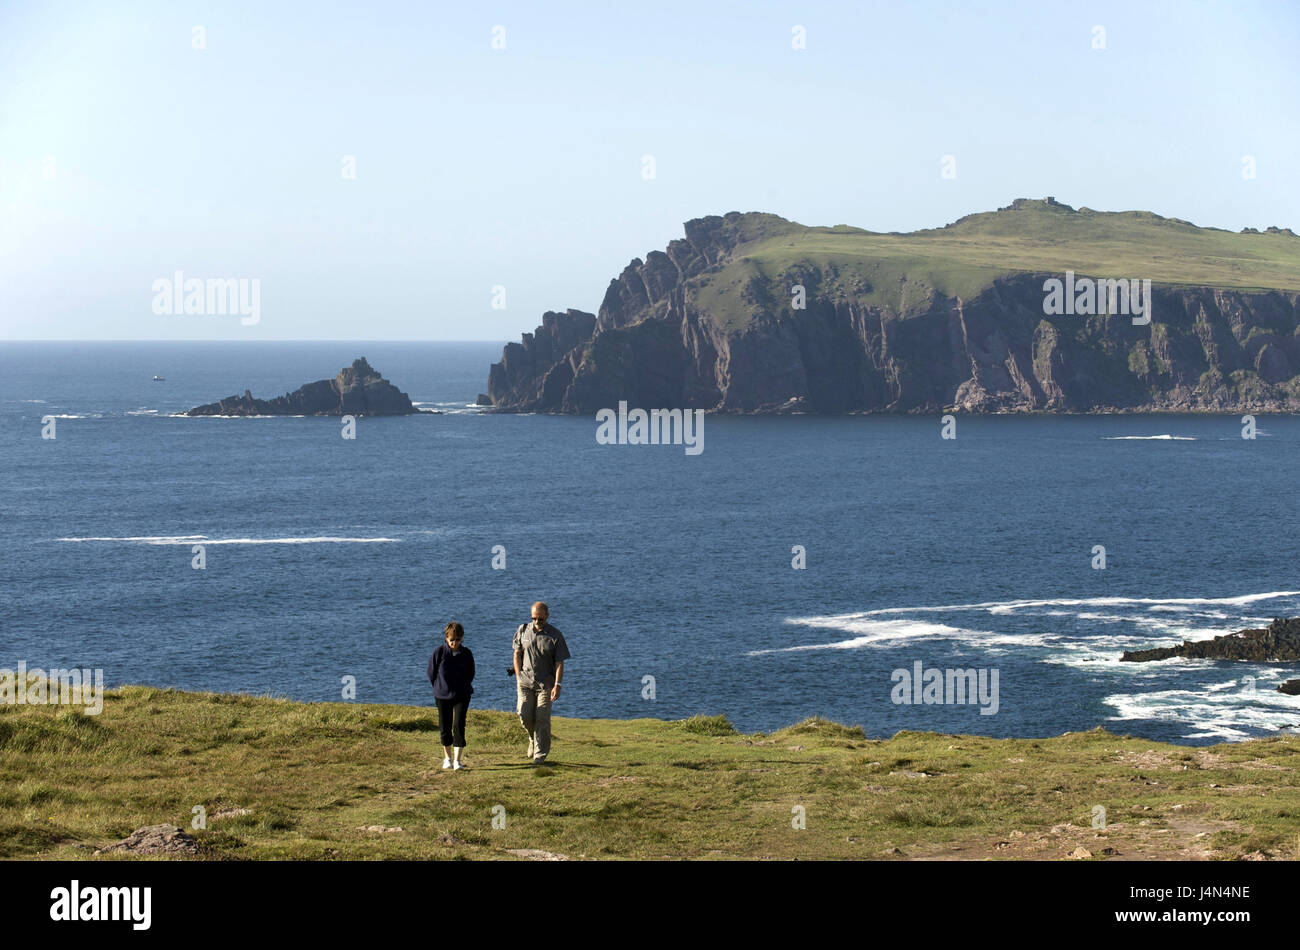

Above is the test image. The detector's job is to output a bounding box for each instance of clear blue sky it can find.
[2,0,1297,341]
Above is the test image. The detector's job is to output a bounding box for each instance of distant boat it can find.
[152,375,165,381]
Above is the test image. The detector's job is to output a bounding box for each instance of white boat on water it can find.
[152,375,165,381]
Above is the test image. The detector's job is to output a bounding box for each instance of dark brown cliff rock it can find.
[1121,618,1300,663]
[484,209,1300,414]
[187,358,422,416]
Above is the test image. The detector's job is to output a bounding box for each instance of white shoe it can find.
[442,756,452,770]
[453,760,465,771]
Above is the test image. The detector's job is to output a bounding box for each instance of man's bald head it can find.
[531,602,549,622]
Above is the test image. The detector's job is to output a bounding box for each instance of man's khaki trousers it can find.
[517,682,553,758]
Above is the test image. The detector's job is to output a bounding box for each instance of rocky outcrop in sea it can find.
[1121,617,1300,663]
[187,358,426,416]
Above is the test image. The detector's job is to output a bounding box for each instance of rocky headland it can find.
[1121,617,1300,664]
[187,358,428,416]
[482,199,1300,414]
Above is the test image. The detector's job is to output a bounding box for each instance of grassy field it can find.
[691,200,1300,331]
[4,685,1300,860]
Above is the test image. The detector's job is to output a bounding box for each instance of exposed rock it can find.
[188,358,426,416]
[95,824,199,856]
[487,310,597,412]
[1122,617,1300,662]
[437,833,466,846]
[483,205,1300,414]
[1067,847,1093,859]
[359,825,403,833]
[1279,680,1300,695]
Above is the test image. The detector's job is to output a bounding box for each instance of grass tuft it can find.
[676,714,736,736]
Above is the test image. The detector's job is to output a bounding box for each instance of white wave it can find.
[1203,672,1284,692]
[783,591,1300,740]
[750,618,1063,655]
[166,413,307,419]
[1053,611,1152,624]
[1102,434,1197,441]
[1144,608,1231,620]
[53,535,399,545]
[1156,626,1230,641]
[809,591,1300,620]
[41,413,103,419]
[749,620,985,654]
[1104,687,1300,740]
[412,401,486,414]
[784,593,1300,664]
[126,409,160,415]
[1074,611,1156,623]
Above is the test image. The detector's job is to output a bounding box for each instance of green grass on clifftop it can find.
[3,687,1300,861]
[692,200,1300,332]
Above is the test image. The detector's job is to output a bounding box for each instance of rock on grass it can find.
[95,825,199,856]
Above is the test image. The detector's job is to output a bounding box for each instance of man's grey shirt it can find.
[513,620,572,688]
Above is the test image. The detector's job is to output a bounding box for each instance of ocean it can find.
[4,340,1299,744]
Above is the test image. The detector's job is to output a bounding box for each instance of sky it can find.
[1,0,1297,341]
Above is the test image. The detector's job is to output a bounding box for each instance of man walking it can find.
[514,601,571,765]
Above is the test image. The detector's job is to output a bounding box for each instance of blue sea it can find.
[4,341,1299,745]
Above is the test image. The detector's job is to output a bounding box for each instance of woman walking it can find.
[427,622,475,770]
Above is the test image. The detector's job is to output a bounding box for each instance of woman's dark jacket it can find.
[427,644,475,700]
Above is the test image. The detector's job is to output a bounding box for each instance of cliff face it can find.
[188,358,420,416]
[485,207,1300,413]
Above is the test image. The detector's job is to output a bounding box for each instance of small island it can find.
[187,358,433,417]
